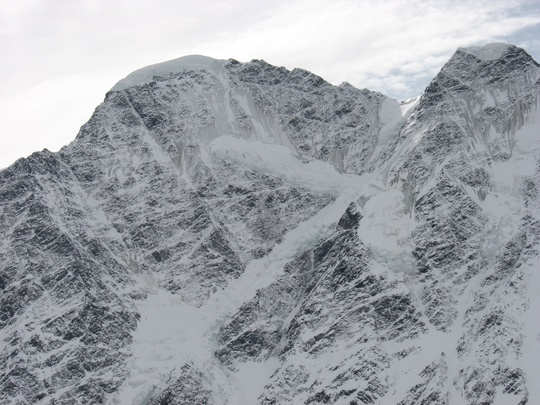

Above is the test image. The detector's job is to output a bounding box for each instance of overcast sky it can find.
[1,0,539,169]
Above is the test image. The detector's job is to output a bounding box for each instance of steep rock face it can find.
[217,202,425,404]
[214,44,540,404]
[1,55,387,404]
[0,151,139,403]
[377,45,540,403]
[0,44,539,404]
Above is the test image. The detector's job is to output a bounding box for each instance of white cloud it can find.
[0,0,539,168]
[185,0,539,97]
[0,74,113,169]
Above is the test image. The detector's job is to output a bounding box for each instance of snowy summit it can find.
[111,54,227,91]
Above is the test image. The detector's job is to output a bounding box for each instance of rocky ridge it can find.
[0,44,539,404]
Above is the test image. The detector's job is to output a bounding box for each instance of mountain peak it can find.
[2,43,540,404]
[111,54,227,91]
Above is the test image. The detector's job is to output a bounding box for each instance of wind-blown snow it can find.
[210,135,354,194]
[111,288,210,404]
[377,98,403,148]
[229,359,281,404]
[370,96,418,165]
[459,43,511,61]
[357,189,415,259]
[111,55,227,91]
[399,96,420,116]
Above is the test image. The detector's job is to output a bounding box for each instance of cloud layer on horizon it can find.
[1,0,539,168]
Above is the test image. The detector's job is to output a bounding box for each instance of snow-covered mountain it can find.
[1,43,539,404]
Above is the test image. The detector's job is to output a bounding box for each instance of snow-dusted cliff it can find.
[0,43,539,404]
